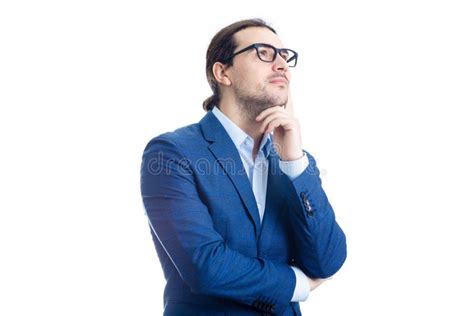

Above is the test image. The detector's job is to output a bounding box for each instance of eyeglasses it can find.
[226,43,298,67]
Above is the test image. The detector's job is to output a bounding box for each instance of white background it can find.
[1,0,473,315]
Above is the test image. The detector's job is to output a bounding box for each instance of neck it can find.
[217,99,266,150]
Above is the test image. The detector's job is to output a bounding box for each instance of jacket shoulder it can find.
[143,122,204,156]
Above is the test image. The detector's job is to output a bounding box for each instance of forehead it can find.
[233,27,284,49]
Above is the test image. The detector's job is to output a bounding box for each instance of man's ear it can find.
[212,62,232,86]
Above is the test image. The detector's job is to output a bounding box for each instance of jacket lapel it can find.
[199,111,262,237]
[257,148,286,248]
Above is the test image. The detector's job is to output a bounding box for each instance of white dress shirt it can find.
[212,106,310,302]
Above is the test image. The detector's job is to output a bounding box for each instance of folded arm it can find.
[280,151,347,279]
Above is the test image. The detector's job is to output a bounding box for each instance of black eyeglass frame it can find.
[225,43,298,67]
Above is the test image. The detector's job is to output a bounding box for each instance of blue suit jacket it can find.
[140,110,347,315]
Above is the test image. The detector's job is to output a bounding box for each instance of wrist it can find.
[280,150,304,161]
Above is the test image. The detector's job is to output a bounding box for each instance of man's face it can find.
[227,27,291,120]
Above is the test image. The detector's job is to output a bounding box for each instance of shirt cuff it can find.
[290,266,310,302]
[279,153,309,181]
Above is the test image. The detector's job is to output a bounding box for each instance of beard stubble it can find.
[234,83,288,121]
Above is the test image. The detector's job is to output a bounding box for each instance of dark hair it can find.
[202,19,277,111]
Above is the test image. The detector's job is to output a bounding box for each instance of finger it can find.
[255,105,285,121]
[265,117,293,134]
[259,111,288,133]
[260,113,291,133]
[313,278,328,288]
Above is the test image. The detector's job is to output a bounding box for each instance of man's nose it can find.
[272,53,289,72]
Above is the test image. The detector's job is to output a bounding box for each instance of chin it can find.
[274,92,289,107]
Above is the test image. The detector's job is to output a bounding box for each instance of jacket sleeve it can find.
[140,136,295,315]
[285,150,347,279]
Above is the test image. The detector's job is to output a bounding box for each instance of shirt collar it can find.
[212,106,272,158]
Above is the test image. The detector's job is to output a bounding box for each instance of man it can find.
[141,19,347,316]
